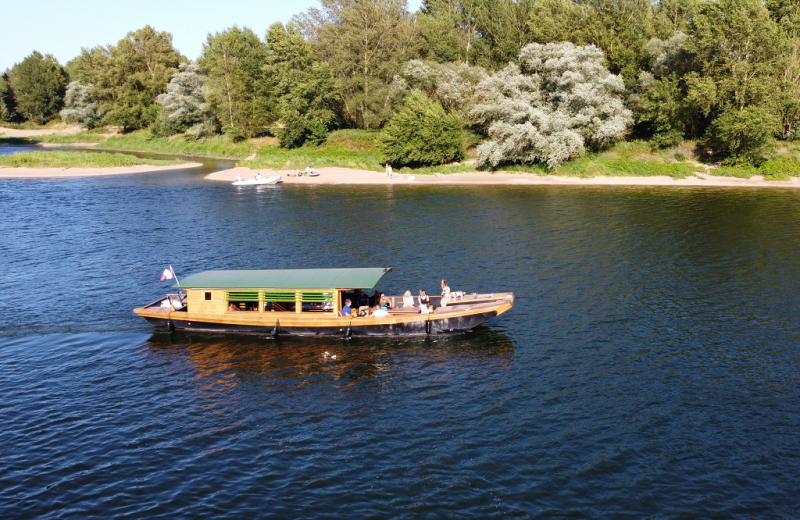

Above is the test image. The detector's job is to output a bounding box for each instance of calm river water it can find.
[1,153,800,518]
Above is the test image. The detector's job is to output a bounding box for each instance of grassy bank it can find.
[242,130,383,171]
[0,151,181,168]
[5,124,800,180]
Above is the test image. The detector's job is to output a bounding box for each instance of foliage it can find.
[60,81,101,129]
[266,22,338,148]
[154,61,210,136]
[0,73,15,122]
[199,26,271,138]
[0,150,179,168]
[393,59,488,124]
[6,51,68,124]
[472,42,632,168]
[376,91,465,167]
[295,0,420,129]
[66,26,181,131]
[706,106,778,163]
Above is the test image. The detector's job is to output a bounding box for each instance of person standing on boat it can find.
[441,280,451,307]
[386,163,393,179]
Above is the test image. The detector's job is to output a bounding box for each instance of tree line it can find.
[1,0,799,166]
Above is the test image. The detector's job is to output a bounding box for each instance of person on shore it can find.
[342,299,352,317]
[371,305,389,317]
[441,280,451,307]
[403,290,414,307]
[255,172,262,181]
[386,163,393,179]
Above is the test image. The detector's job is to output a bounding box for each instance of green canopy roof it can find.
[176,268,392,290]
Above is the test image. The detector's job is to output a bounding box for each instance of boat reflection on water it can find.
[143,326,516,391]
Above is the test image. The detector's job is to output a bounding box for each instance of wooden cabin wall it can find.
[187,289,227,314]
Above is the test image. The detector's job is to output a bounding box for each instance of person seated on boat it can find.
[379,292,392,310]
[342,299,353,317]
[255,172,262,181]
[229,302,237,311]
[235,174,243,182]
[441,279,451,307]
[402,290,414,308]
[369,290,380,308]
[371,305,389,318]
[419,289,430,312]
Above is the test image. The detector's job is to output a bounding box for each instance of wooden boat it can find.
[133,268,514,337]
[232,175,281,186]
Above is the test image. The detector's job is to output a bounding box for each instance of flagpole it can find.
[169,265,181,287]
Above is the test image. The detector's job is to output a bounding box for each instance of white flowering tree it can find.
[155,61,210,135]
[394,59,488,123]
[472,42,632,168]
[60,81,101,129]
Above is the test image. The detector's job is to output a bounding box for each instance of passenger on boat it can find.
[441,280,451,307]
[255,172,262,181]
[379,293,392,310]
[236,174,243,182]
[403,290,414,307]
[358,291,370,310]
[371,305,389,317]
[419,289,430,312]
[229,302,237,311]
[342,299,352,317]
[370,290,380,307]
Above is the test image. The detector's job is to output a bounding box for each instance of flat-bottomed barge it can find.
[134,268,514,337]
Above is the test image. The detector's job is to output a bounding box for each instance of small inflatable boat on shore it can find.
[232,175,281,186]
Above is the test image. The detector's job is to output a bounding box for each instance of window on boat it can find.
[204,292,212,301]
[226,291,260,312]
[263,291,297,312]
[300,292,335,313]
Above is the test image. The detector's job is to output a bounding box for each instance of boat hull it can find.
[142,310,500,336]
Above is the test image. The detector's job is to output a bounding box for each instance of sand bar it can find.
[0,125,85,138]
[0,163,203,178]
[207,166,800,188]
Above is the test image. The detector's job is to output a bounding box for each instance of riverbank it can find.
[207,166,800,188]
[0,163,203,178]
[0,150,201,177]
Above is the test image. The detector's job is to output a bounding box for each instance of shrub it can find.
[472,42,632,169]
[375,91,465,167]
[706,106,778,163]
[60,81,101,129]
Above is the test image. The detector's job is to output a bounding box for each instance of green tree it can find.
[6,51,68,124]
[296,0,420,129]
[376,90,465,167]
[200,26,271,139]
[67,26,181,131]
[707,106,778,162]
[266,22,338,148]
[0,73,15,122]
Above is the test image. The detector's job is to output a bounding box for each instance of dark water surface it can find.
[2,163,800,518]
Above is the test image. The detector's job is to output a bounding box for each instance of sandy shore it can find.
[207,166,800,188]
[0,125,85,138]
[0,162,203,178]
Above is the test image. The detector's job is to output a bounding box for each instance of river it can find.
[1,148,799,517]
